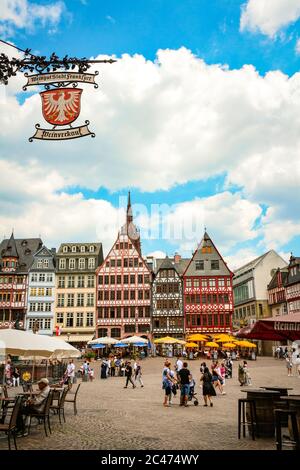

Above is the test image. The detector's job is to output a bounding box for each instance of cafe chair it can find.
[27,389,54,437]
[0,396,23,450]
[274,409,300,451]
[65,383,81,415]
[50,387,69,424]
[238,398,259,440]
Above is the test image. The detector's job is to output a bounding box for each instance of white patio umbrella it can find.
[0,328,80,358]
[121,336,148,344]
[88,336,119,345]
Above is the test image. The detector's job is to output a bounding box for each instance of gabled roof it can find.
[287,256,300,286]
[154,257,189,276]
[183,231,232,277]
[234,250,288,277]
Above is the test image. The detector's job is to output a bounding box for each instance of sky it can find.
[0,0,300,269]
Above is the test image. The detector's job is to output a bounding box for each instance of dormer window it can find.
[25,248,31,255]
[72,246,77,253]
[44,259,49,268]
[80,246,85,253]
[63,246,68,253]
[21,240,28,246]
[37,260,43,268]
[89,246,95,253]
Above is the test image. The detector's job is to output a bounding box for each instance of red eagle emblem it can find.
[40,88,82,126]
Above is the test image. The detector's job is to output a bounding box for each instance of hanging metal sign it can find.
[27,71,99,142]
[0,45,116,141]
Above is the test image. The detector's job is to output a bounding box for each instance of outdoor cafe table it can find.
[260,386,293,396]
[279,396,300,433]
[241,388,281,437]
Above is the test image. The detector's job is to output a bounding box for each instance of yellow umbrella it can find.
[215,334,236,342]
[222,342,236,349]
[154,336,186,344]
[185,342,198,348]
[187,334,208,342]
[205,341,219,348]
[235,340,257,348]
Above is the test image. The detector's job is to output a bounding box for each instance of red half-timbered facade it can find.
[96,194,152,339]
[0,234,43,329]
[183,232,233,334]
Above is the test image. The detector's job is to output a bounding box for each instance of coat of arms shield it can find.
[40,88,83,126]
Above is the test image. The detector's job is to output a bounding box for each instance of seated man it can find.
[16,378,50,436]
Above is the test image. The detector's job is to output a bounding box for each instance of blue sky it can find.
[1,0,300,268]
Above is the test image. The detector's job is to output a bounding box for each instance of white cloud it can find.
[1,48,300,255]
[240,0,300,38]
[0,0,65,34]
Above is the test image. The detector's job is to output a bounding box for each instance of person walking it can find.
[162,369,172,407]
[286,354,293,377]
[133,360,144,387]
[178,362,191,407]
[66,359,75,389]
[200,366,216,407]
[124,361,136,389]
[12,367,20,387]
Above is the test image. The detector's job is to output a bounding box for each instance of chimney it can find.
[174,252,181,264]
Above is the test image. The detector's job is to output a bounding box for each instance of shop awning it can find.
[234,313,300,341]
[56,334,94,343]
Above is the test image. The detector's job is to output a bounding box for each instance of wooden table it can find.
[260,386,293,396]
[241,388,281,437]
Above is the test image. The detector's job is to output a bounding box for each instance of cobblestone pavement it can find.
[1,356,299,450]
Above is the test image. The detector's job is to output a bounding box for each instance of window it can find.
[45,288,52,297]
[37,260,43,268]
[80,246,85,253]
[116,307,121,318]
[202,279,208,287]
[59,259,66,270]
[88,258,95,269]
[87,275,94,288]
[111,328,121,338]
[194,279,199,287]
[38,288,44,296]
[66,313,74,327]
[117,275,122,284]
[57,294,64,307]
[87,293,94,307]
[110,276,115,285]
[45,302,51,312]
[77,293,84,307]
[44,259,49,268]
[211,260,219,270]
[218,278,225,287]
[68,276,75,288]
[79,258,85,270]
[46,274,53,283]
[124,290,129,300]
[110,291,115,301]
[56,313,64,324]
[117,290,122,300]
[138,307,144,318]
[77,275,85,288]
[195,260,204,270]
[138,274,143,284]
[29,303,36,312]
[130,275,135,284]
[138,290,143,300]
[44,319,51,330]
[209,278,216,287]
[104,275,109,285]
[110,259,116,267]
[130,307,135,318]
[186,279,192,288]
[63,246,68,253]
[125,325,135,333]
[144,275,150,284]
[134,258,138,267]
[86,313,94,327]
[31,273,38,282]
[124,275,129,284]
[124,307,129,318]
[58,276,65,288]
[76,312,84,327]
[130,290,136,300]
[89,246,94,252]
[110,308,115,318]
[67,294,74,307]
[69,259,76,270]
[72,246,77,253]
[98,275,103,285]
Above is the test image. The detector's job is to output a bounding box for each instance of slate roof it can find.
[184,231,232,277]
[286,256,300,286]
[0,237,43,273]
[267,268,289,290]
[154,257,190,276]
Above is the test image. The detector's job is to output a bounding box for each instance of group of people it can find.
[4,358,21,387]
[162,356,234,408]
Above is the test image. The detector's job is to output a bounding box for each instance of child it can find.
[243,361,251,385]
[89,368,95,381]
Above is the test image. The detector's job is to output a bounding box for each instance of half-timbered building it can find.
[183,231,233,334]
[0,234,43,329]
[267,267,288,317]
[152,255,188,339]
[96,193,152,339]
[286,255,300,315]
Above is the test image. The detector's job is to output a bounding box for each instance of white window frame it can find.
[79,258,85,270]
[88,258,95,269]
[69,259,76,270]
[63,246,68,253]
[89,246,95,253]
[71,246,77,253]
[59,259,66,270]
[80,246,86,253]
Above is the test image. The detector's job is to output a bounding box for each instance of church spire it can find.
[126,191,133,224]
